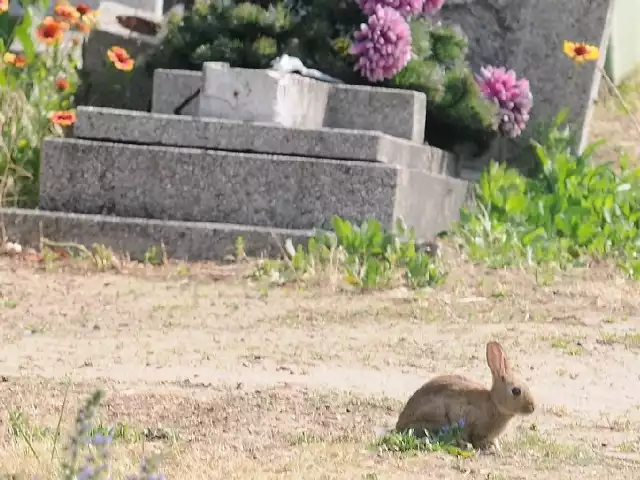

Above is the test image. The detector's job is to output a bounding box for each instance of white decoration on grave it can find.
[270,54,343,84]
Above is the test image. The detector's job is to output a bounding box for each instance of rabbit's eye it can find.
[511,387,521,396]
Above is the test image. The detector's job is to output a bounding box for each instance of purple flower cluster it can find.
[351,0,447,82]
[351,5,413,82]
[359,0,424,17]
[76,433,112,480]
[476,65,533,138]
[50,390,168,480]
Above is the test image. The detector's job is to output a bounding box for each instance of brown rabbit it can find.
[395,341,535,451]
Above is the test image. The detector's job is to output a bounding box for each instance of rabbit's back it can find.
[395,374,490,433]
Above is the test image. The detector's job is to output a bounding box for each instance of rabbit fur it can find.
[395,341,535,451]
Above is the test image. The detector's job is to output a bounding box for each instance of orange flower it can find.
[54,2,80,21]
[72,14,96,34]
[0,0,8,13]
[50,110,76,126]
[13,55,26,68]
[3,52,27,68]
[107,46,135,71]
[35,17,69,44]
[55,77,70,91]
[563,41,600,63]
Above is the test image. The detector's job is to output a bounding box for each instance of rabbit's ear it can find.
[486,341,510,378]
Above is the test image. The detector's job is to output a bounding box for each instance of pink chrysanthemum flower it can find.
[476,65,533,138]
[351,5,413,82]
[423,0,445,15]
[359,0,424,17]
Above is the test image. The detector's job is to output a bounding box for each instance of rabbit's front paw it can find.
[476,438,501,455]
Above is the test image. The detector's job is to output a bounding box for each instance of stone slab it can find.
[151,68,427,142]
[325,83,426,144]
[0,208,312,261]
[73,106,456,174]
[39,138,470,239]
[151,68,202,115]
[440,0,614,154]
[199,62,331,129]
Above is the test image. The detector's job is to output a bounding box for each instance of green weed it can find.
[457,109,640,278]
[376,421,473,457]
[252,216,446,290]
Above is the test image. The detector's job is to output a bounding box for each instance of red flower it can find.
[36,17,69,44]
[71,4,98,33]
[107,46,135,71]
[3,52,27,68]
[54,2,80,21]
[75,2,91,15]
[55,77,71,91]
[50,110,76,126]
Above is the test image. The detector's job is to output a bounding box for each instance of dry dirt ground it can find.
[1,79,640,480]
[0,252,639,479]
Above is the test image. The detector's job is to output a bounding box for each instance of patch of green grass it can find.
[90,422,179,444]
[286,431,357,446]
[600,412,633,431]
[251,217,447,291]
[505,430,594,467]
[616,441,638,453]
[485,474,508,480]
[598,331,640,348]
[8,410,178,445]
[375,422,474,458]
[540,334,585,356]
[456,109,640,279]
[1,299,17,309]
[6,390,169,478]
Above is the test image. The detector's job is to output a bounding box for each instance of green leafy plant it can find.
[0,0,97,207]
[377,420,473,457]
[457,109,640,278]
[253,215,446,290]
[252,235,335,285]
[5,388,167,478]
[146,1,295,72]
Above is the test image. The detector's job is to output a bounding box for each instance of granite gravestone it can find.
[440,0,615,154]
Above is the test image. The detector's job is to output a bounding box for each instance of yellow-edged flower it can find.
[563,41,600,63]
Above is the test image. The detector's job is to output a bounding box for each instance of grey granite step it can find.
[150,67,427,143]
[0,208,312,261]
[39,138,472,239]
[73,106,455,174]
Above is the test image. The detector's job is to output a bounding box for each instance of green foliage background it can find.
[147,0,497,152]
[456,110,640,279]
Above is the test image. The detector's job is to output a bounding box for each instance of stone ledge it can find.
[199,62,332,129]
[0,208,312,261]
[151,69,202,116]
[325,82,426,145]
[39,137,469,238]
[74,106,456,174]
[150,68,426,142]
[39,137,399,231]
